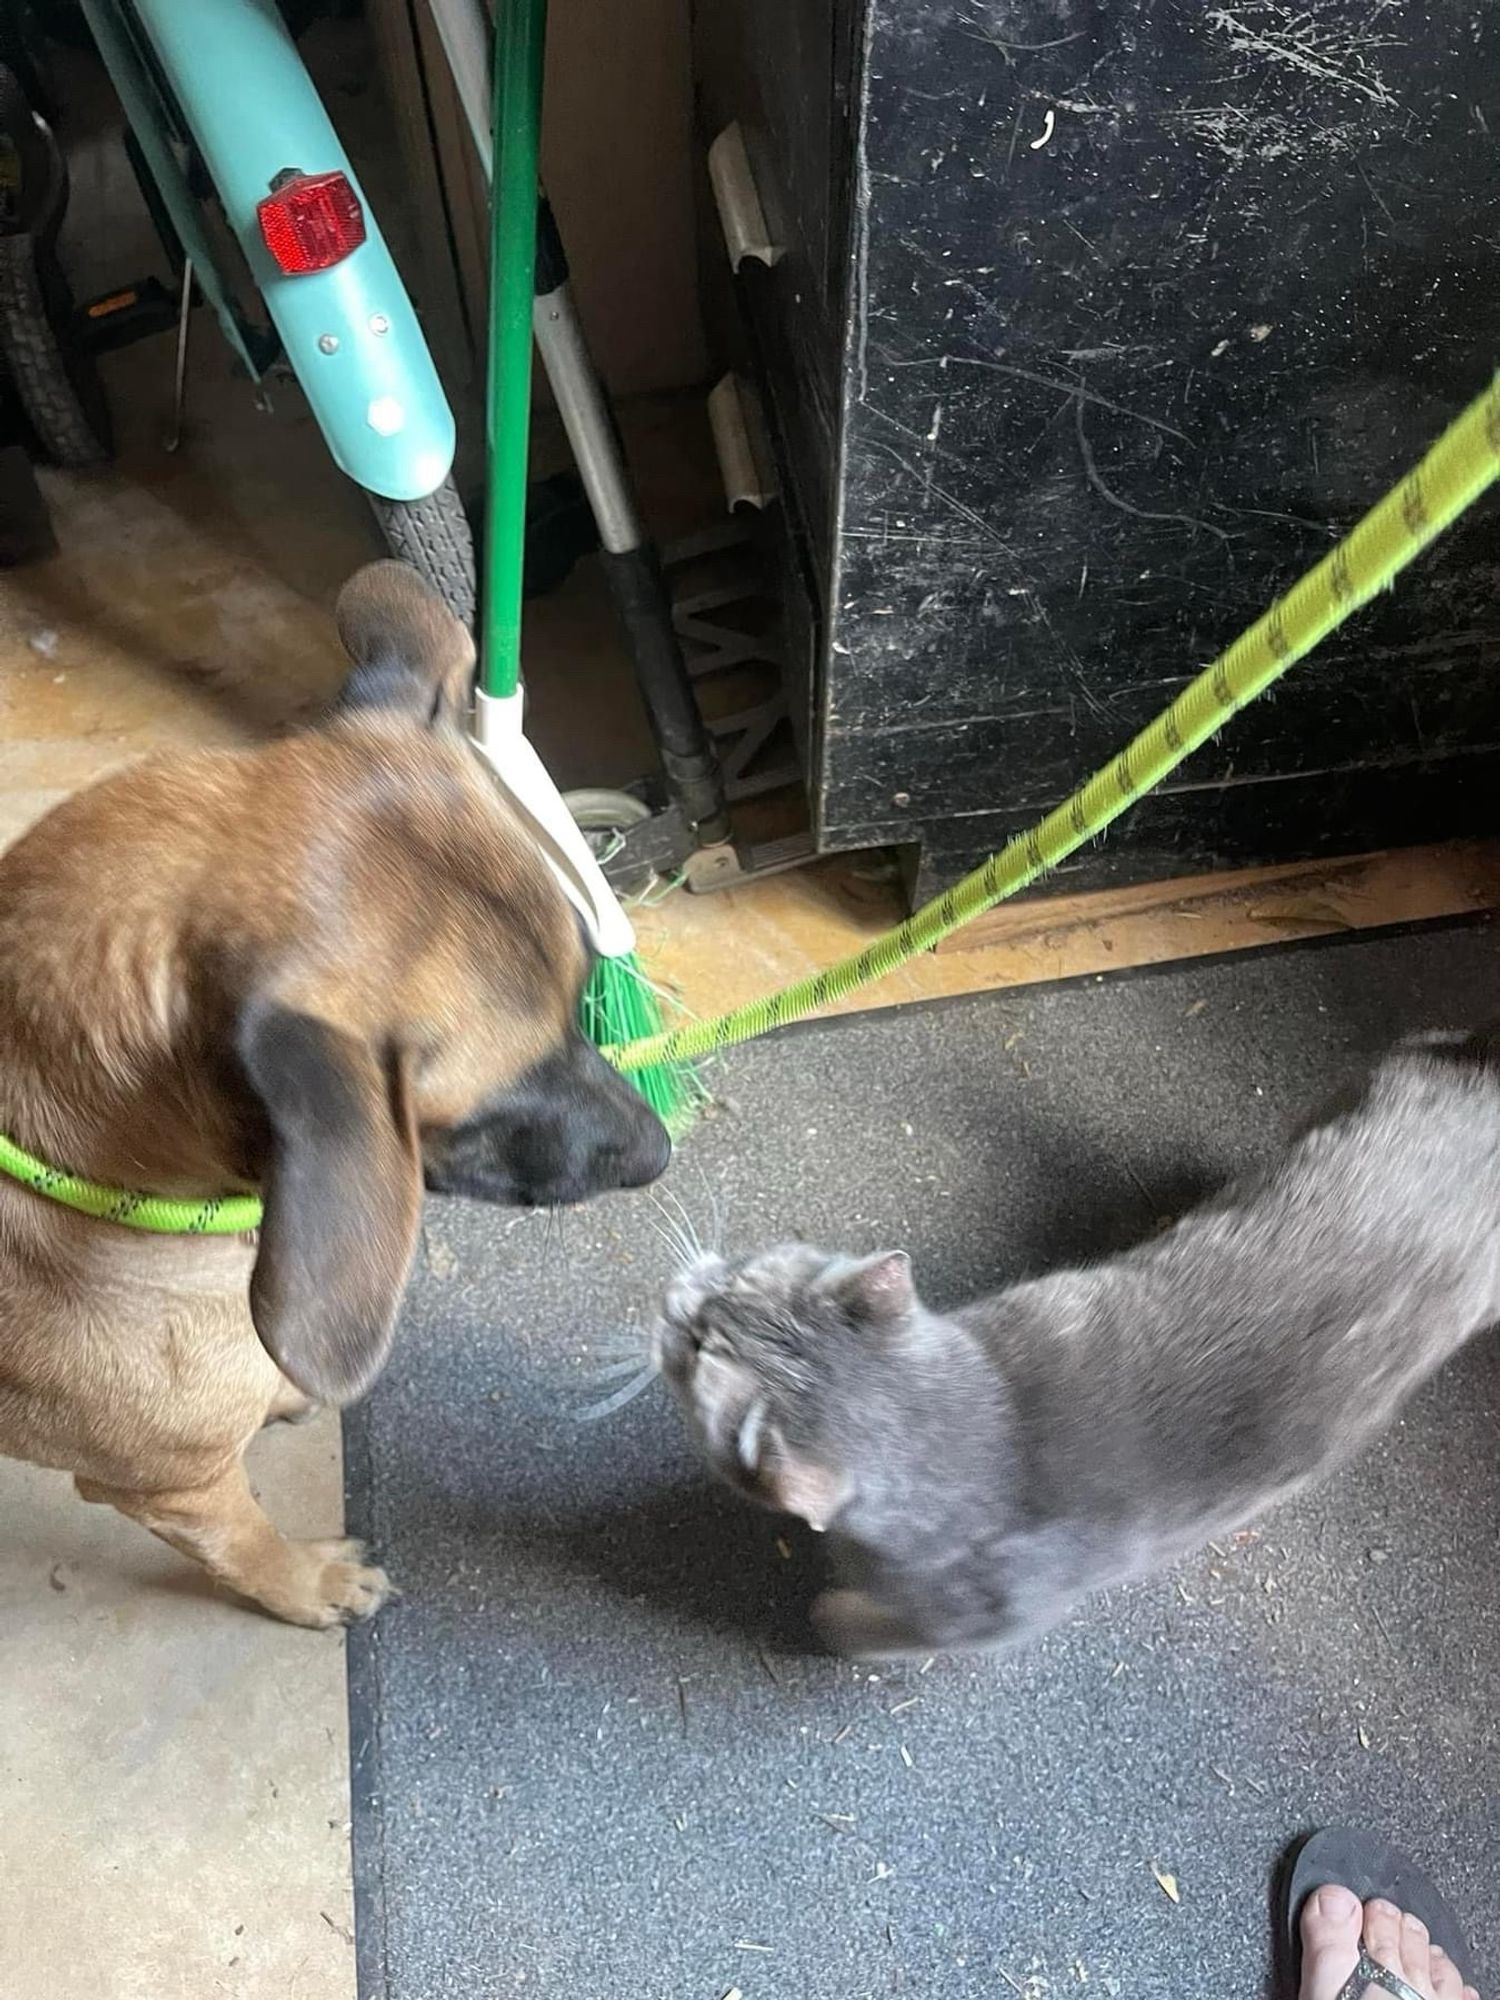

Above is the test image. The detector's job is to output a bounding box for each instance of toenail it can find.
[1404,1914,1429,1936]
[1314,1886,1360,1922]
[1368,1901,1400,1923]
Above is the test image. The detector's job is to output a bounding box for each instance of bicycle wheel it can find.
[0,232,110,467]
[563,788,658,897]
[368,475,476,630]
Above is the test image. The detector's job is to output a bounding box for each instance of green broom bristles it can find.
[581,950,705,1136]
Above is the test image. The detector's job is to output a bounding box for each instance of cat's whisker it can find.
[572,1366,659,1423]
[582,1353,656,1382]
[661,1183,705,1260]
[646,1190,698,1269]
[649,1183,690,1248]
[694,1159,726,1255]
[556,1207,573,1266]
[643,1188,683,1248]
[537,1203,563,1269]
[682,1193,708,1260]
[664,1201,701,1265]
[588,1327,653,1357]
[642,1209,691,1269]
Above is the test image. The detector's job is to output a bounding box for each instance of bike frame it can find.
[75,0,454,502]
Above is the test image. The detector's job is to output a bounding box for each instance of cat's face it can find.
[654,1242,916,1531]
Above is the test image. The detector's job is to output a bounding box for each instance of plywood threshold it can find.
[634,841,1500,1034]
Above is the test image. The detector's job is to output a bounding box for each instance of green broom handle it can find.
[481,0,547,700]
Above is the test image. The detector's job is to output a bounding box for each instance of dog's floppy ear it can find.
[332,559,474,728]
[238,998,423,1405]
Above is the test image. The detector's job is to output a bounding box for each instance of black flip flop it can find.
[1284,1827,1476,1999]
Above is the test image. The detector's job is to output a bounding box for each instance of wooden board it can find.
[634,840,1500,1032]
[933,846,1500,957]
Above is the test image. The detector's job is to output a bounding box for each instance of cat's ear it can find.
[833,1250,915,1325]
[737,1400,849,1532]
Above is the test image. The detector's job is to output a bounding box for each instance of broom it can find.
[471,0,699,1131]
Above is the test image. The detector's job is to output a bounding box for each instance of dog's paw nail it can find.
[274,1538,394,1627]
[321,1557,393,1623]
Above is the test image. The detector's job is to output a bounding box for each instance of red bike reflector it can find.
[256,171,365,274]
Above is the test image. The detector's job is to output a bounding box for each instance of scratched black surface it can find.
[347,923,1500,1999]
[698,0,1500,899]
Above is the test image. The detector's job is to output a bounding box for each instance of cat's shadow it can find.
[425,1461,826,1653]
[983,1119,1230,1282]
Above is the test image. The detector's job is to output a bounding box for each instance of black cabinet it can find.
[696,1,1500,902]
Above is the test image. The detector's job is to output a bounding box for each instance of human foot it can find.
[1299,1883,1479,2000]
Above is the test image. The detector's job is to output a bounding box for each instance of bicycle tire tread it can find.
[369,477,477,630]
[0,234,110,468]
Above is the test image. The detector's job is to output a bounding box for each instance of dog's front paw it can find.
[267,1538,395,1629]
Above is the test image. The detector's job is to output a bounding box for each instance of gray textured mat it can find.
[347,923,1500,2000]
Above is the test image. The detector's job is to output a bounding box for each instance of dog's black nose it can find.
[634,1118,672,1185]
[595,1116,671,1190]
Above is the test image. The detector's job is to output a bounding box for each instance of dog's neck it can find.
[0,1166,258,1283]
[0,1039,252,1203]
[0,885,253,1203]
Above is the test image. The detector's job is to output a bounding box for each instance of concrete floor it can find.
[0,25,389,1998]
[1,1424,357,2000]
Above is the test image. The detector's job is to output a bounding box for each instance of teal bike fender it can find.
[126,0,454,502]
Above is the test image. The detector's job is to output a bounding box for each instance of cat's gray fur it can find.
[655,1030,1500,1658]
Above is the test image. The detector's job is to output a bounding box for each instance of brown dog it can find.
[0,562,669,1624]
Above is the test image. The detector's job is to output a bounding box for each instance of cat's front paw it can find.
[813,1587,925,1660]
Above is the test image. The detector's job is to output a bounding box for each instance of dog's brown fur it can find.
[0,562,667,1626]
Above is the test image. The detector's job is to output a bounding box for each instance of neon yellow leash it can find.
[609,374,1500,1075]
[0,1130,261,1235]
[0,375,1494,1231]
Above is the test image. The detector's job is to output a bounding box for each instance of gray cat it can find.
[655,1030,1500,1659]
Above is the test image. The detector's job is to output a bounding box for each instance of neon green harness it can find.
[1,375,1495,1232]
